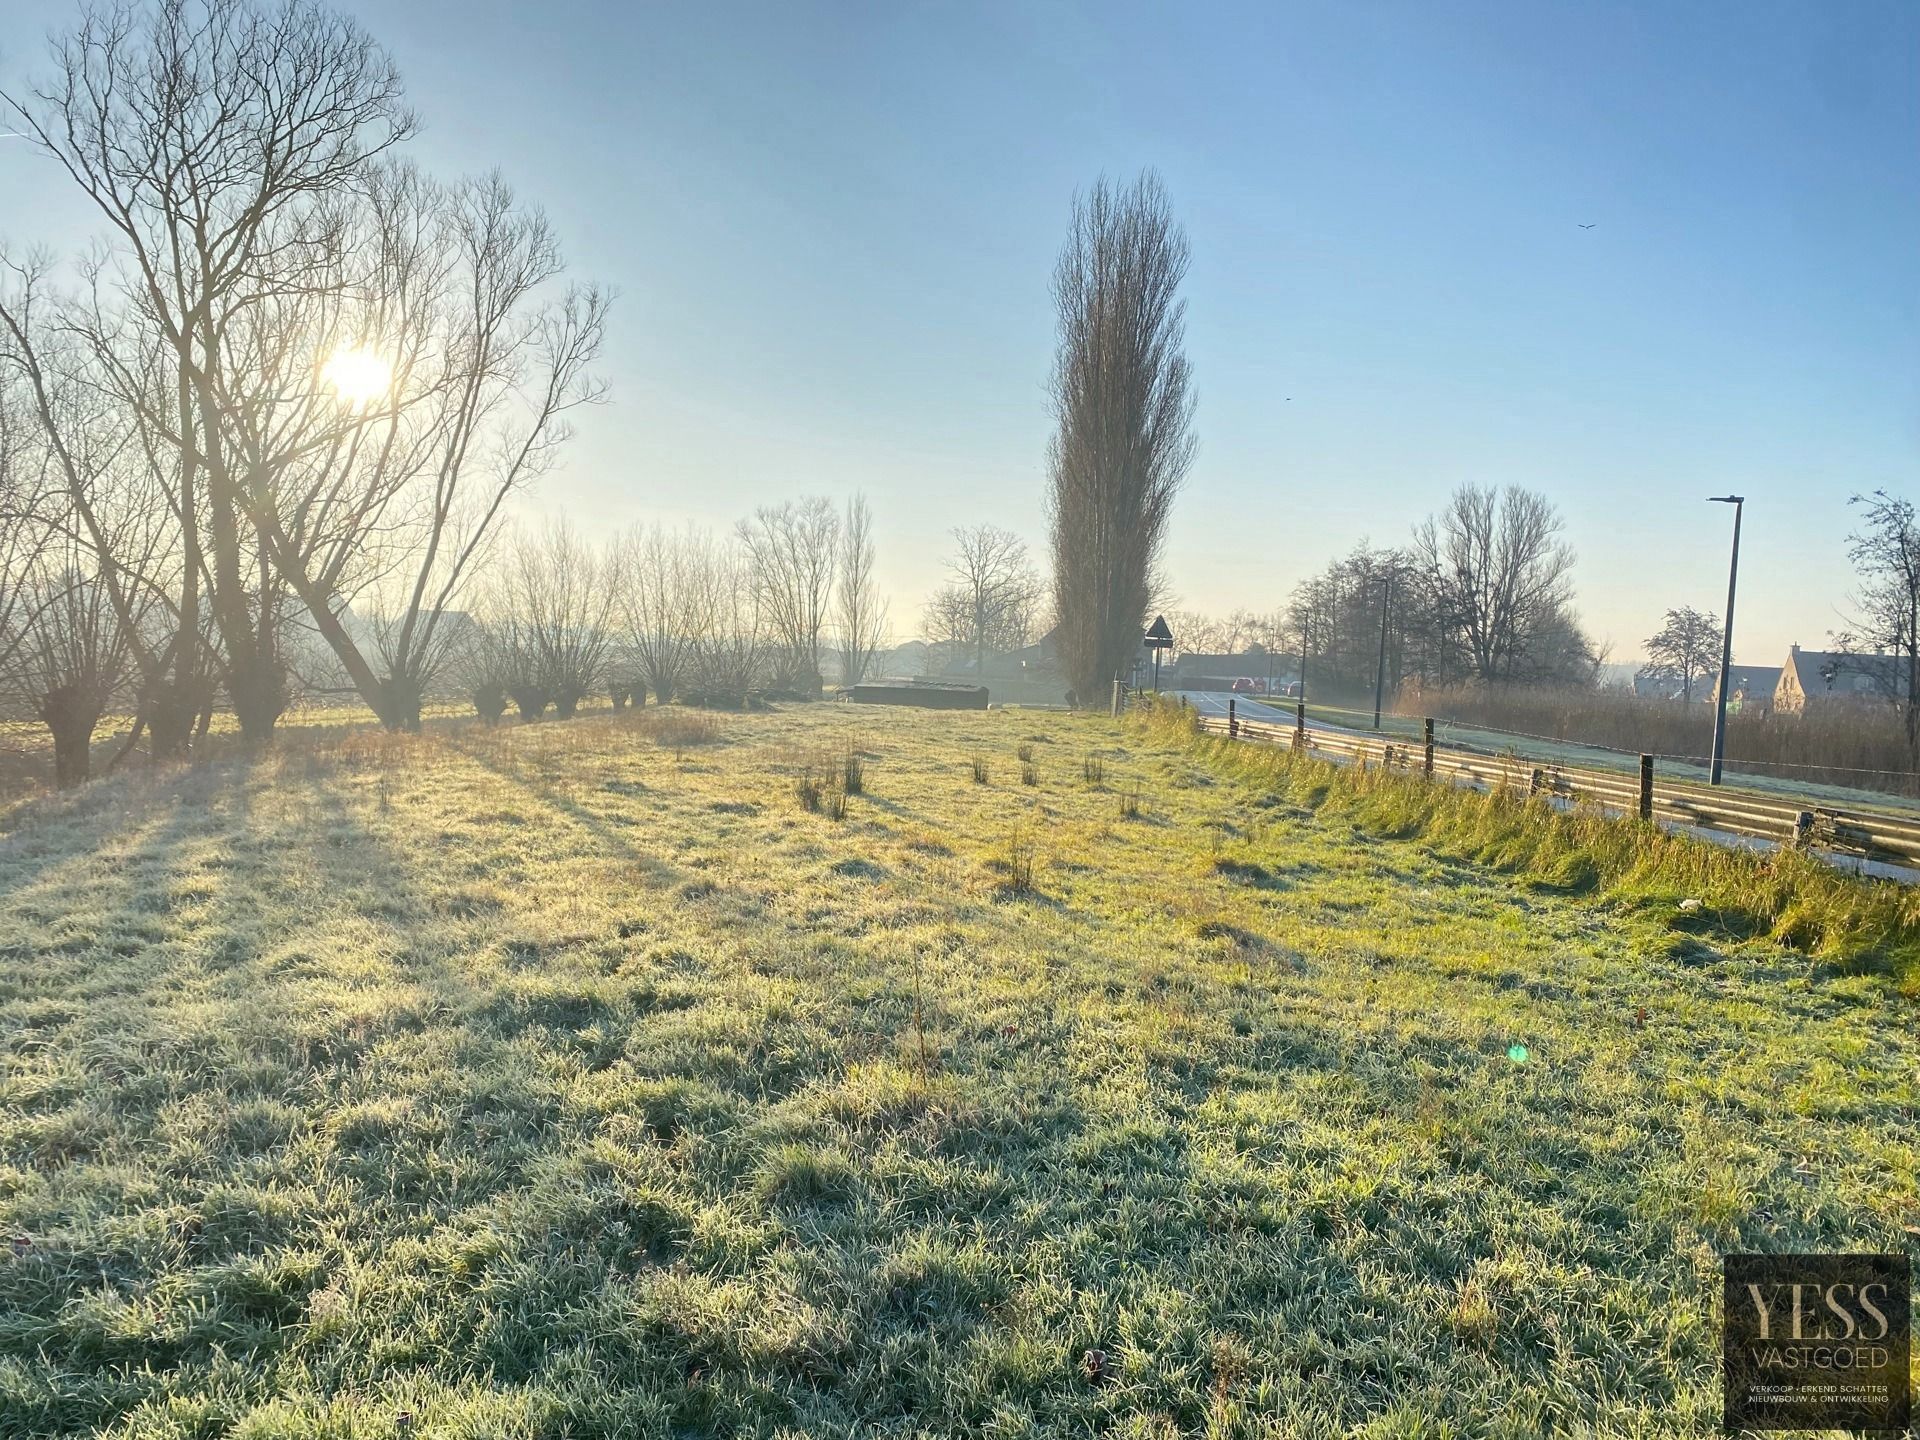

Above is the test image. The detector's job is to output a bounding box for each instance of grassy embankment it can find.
[0,701,1914,1437]
[1147,698,1920,983]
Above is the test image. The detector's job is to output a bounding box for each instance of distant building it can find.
[1706,664,1782,713]
[1774,644,1909,713]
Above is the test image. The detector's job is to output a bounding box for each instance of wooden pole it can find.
[1372,575,1391,730]
[1294,700,1306,749]
[1639,754,1654,821]
[1228,696,1238,738]
[1424,718,1435,777]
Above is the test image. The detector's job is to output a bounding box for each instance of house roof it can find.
[1782,648,1910,696]
[1711,664,1781,698]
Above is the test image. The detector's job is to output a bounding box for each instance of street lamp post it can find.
[1707,495,1745,786]
[1372,574,1392,731]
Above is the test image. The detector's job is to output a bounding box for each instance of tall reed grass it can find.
[1398,683,1917,797]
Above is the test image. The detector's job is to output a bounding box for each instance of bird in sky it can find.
[1578,223,1596,229]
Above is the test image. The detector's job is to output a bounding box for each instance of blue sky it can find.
[3,0,1915,664]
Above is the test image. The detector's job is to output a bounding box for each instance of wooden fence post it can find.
[1228,697,1238,738]
[1111,679,1124,717]
[1423,718,1435,777]
[1294,701,1306,750]
[1639,754,1653,821]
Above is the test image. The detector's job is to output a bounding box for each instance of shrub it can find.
[637,710,722,749]
[1000,828,1036,894]
[796,770,823,813]
[1021,762,1038,786]
[1083,756,1105,786]
[971,757,989,785]
[843,751,865,796]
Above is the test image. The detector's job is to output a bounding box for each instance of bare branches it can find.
[834,493,886,687]
[615,523,700,705]
[1641,606,1720,702]
[681,530,767,705]
[1411,485,1592,686]
[1840,490,1920,755]
[925,524,1038,679]
[0,2,606,739]
[735,496,837,696]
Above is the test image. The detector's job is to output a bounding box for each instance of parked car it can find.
[1230,677,1257,694]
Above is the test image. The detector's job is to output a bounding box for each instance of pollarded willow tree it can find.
[1045,172,1196,704]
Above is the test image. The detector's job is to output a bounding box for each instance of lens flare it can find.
[320,346,393,408]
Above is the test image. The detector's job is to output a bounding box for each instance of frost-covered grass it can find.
[0,702,1914,1437]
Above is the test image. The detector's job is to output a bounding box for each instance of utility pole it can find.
[1707,496,1745,785]
[1372,574,1392,731]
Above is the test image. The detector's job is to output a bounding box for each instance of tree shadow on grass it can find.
[441,729,694,892]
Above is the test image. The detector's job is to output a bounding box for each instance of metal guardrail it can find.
[1192,704,1920,869]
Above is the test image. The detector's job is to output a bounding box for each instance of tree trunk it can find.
[229,657,288,744]
[41,685,98,790]
[146,680,202,763]
[378,673,424,733]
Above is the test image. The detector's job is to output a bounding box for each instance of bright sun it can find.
[320,346,393,408]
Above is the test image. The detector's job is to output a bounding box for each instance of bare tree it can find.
[2,554,136,787]
[0,366,58,690]
[925,524,1039,679]
[0,257,212,759]
[456,610,515,725]
[254,173,608,731]
[2,2,605,745]
[683,532,768,705]
[834,493,887,688]
[1840,489,1920,760]
[615,524,701,705]
[1641,606,1720,702]
[1412,485,1594,686]
[735,496,837,696]
[496,521,613,720]
[2,0,417,743]
[1046,172,1196,705]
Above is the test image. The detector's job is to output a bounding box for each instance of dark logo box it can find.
[1723,1252,1909,1432]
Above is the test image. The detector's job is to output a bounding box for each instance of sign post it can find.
[1143,615,1174,694]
